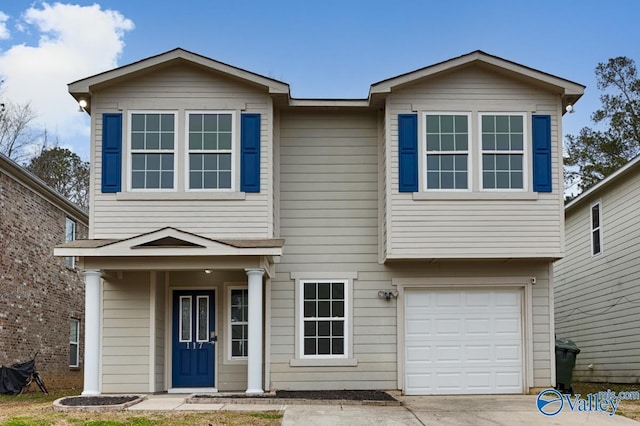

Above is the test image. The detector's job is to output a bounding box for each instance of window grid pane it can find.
[230,289,248,358]
[130,113,175,189]
[65,218,76,268]
[188,113,233,189]
[425,115,468,190]
[302,281,346,356]
[481,115,524,190]
[70,319,80,367]
[592,203,602,255]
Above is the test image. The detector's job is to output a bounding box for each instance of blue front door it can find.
[172,290,215,388]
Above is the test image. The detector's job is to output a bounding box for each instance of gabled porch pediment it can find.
[54,227,284,258]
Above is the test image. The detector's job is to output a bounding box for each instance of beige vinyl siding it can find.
[272,110,396,390]
[102,272,150,393]
[386,65,563,259]
[90,64,273,240]
[153,273,166,392]
[555,168,640,383]
[270,110,554,391]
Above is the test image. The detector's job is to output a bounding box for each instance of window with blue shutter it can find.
[398,114,418,192]
[240,113,261,192]
[102,113,122,193]
[532,115,552,192]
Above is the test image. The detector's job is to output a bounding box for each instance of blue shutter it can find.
[398,114,418,192]
[532,115,552,192]
[241,113,261,192]
[101,113,122,193]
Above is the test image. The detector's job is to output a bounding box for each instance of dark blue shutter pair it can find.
[397,114,552,193]
[100,113,261,193]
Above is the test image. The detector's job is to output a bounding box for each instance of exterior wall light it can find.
[378,290,398,301]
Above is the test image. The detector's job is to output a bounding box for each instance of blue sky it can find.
[0,0,638,163]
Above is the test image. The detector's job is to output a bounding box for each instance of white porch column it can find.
[245,268,265,394]
[82,269,102,396]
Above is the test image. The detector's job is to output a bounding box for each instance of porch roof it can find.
[54,227,285,257]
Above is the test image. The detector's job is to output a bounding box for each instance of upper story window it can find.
[425,114,469,190]
[64,217,76,268]
[407,112,537,195]
[130,112,176,190]
[481,114,525,190]
[188,112,234,190]
[591,201,602,256]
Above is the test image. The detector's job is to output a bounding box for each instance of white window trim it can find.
[184,110,237,192]
[226,285,249,362]
[290,272,358,366]
[591,199,603,257]
[70,318,80,368]
[127,110,178,192]
[478,112,528,192]
[421,112,472,192]
[64,217,76,269]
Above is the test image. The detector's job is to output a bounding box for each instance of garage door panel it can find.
[405,288,523,395]
[467,345,491,361]
[435,319,462,336]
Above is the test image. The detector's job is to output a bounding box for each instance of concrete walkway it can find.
[127,394,640,425]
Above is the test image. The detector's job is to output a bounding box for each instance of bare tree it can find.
[0,83,40,163]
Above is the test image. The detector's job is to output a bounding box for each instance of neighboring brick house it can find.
[0,153,88,390]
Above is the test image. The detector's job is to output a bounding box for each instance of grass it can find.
[572,382,640,420]
[0,389,282,426]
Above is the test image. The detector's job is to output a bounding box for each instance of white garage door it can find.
[404,288,522,395]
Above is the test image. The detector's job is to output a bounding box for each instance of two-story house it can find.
[555,155,640,383]
[1,153,88,390]
[55,49,583,396]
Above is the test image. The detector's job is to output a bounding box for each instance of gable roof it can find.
[68,48,290,112]
[54,227,285,257]
[369,50,584,112]
[69,48,584,111]
[565,155,640,213]
[0,152,88,222]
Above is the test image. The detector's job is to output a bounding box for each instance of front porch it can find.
[54,227,283,396]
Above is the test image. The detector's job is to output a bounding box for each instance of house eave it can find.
[565,154,640,213]
[0,153,88,222]
[68,48,291,107]
[369,50,585,102]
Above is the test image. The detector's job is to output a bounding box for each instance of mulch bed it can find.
[195,390,396,401]
[58,395,139,406]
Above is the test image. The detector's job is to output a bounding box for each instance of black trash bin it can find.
[555,338,581,394]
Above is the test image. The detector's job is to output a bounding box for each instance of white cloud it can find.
[0,11,9,39]
[0,3,134,159]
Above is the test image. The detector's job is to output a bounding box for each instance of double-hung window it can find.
[229,288,248,359]
[591,201,602,256]
[300,280,347,358]
[130,112,175,189]
[481,114,525,190]
[70,318,80,367]
[188,112,233,190]
[425,114,469,190]
[64,218,76,268]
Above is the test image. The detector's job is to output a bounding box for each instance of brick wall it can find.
[0,170,88,391]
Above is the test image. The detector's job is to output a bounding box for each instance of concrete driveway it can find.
[282,395,640,425]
